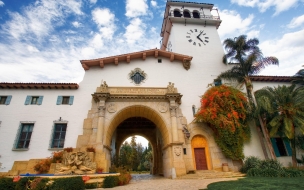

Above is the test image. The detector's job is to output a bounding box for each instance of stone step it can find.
[178,170,245,179]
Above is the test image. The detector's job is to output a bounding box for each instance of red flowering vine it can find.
[196,85,251,160]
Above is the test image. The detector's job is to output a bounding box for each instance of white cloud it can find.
[288,14,304,28]
[125,0,148,18]
[151,0,157,7]
[246,30,260,39]
[0,41,84,83]
[92,8,115,26]
[81,47,96,59]
[218,10,255,40]
[259,29,304,76]
[92,8,116,40]
[72,21,81,28]
[123,18,145,44]
[0,1,4,7]
[231,0,299,15]
[89,0,97,4]
[27,45,40,53]
[2,0,83,40]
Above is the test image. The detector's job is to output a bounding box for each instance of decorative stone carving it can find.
[128,68,147,85]
[107,103,117,113]
[174,147,182,156]
[170,106,177,117]
[158,102,168,113]
[98,106,106,117]
[183,59,191,70]
[55,151,96,175]
[100,81,108,92]
[167,82,175,93]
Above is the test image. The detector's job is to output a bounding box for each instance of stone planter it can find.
[222,163,229,172]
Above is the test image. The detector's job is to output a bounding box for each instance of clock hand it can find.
[197,36,203,42]
[197,30,203,38]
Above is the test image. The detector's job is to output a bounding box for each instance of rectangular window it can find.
[24,96,43,105]
[56,96,74,105]
[51,123,67,148]
[31,96,39,104]
[15,123,34,149]
[0,96,7,104]
[271,137,292,157]
[62,97,70,104]
[0,96,12,105]
[214,79,222,86]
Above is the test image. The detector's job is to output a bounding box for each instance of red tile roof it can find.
[249,75,297,82]
[0,83,79,89]
[80,48,193,70]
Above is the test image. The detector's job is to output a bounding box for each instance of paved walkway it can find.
[95,174,239,190]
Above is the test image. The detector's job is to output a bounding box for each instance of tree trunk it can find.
[291,127,297,167]
[245,78,276,160]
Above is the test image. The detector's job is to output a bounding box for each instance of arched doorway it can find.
[113,117,162,175]
[105,105,170,176]
[191,135,212,170]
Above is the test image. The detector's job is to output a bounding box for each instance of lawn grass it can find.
[205,177,304,190]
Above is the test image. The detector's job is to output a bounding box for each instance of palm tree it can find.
[292,69,304,86]
[218,35,279,159]
[255,85,304,167]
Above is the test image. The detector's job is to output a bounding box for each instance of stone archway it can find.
[76,82,188,178]
[105,106,170,175]
[191,135,212,170]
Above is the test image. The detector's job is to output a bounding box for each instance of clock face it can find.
[186,29,209,47]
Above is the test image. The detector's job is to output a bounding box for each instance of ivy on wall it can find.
[195,85,251,160]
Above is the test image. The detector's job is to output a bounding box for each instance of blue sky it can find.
[0,0,304,83]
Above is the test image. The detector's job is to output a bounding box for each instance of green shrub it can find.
[247,168,263,177]
[85,183,98,189]
[240,156,261,173]
[15,177,36,190]
[30,178,50,190]
[102,176,119,188]
[0,177,16,190]
[247,168,283,177]
[283,168,304,177]
[260,159,283,171]
[261,168,282,177]
[50,177,85,190]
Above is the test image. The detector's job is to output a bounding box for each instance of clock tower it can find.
[160,1,224,65]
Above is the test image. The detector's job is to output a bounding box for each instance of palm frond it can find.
[251,56,279,74]
[218,67,244,83]
[283,117,293,139]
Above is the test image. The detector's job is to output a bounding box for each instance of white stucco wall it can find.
[0,88,86,171]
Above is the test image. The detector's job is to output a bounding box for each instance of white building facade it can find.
[0,1,295,177]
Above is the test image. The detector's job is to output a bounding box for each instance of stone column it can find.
[169,102,179,142]
[96,101,106,143]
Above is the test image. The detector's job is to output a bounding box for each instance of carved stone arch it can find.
[105,105,171,148]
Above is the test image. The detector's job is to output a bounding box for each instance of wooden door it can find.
[194,148,208,170]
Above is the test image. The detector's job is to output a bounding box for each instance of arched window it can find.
[183,10,191,18]
[193,11,200,19]
[173,9,182,17]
